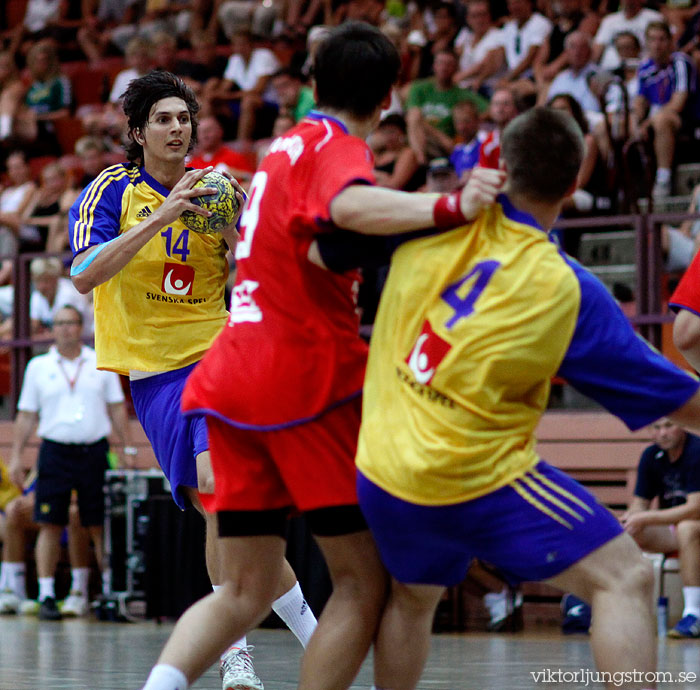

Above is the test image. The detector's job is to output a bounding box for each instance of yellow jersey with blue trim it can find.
[356,194,700,506]
[69,164,229,375]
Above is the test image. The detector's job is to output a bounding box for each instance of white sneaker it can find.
[19,599,39,616]
[60,592,89,617]
[220,645,264,690]
[652,179,672,198]
[0,590,20,614]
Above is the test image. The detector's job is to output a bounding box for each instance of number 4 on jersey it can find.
[441,260,500,329]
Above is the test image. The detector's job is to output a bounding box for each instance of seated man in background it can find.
[633,21,698,198]
[621,418,700,639]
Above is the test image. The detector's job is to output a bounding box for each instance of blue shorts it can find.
[357,461,624,587]
[130,364,209,509]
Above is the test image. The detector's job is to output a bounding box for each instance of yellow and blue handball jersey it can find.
[356,194,700,506]
[69,164,229,375]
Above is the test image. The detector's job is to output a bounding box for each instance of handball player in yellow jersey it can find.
[68,70,318,690]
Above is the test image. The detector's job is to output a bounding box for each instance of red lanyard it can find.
[57,357,84,393]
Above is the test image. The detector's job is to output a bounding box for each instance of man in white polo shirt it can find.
[7,305,131,620]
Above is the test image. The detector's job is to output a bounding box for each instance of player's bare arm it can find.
[329,167,506,236]
[71,167,218,294]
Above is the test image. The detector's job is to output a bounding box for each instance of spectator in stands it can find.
[18,162,80,254]
[633,21,698,198]
[14,40,71,157]
[546,31,601,113]
[203,29,280,144]
[548,93,606,226]
[216,0,281,41]
[406,48,488,164]
[0,52,25,143]
[187,115,255,186]
[592,0,663,70]
[6,305,130,621]
[107,37,152,105]
[0,491,94,617]
[448,100,484,183]
[621,418,700,639]
[660,183,700,272]
[478,86,521,168]
[74,136,109,189]
[270,68,315,123]
[0,151,36,274]
[493,0,553,97]
[370,114,425,191]
[3,0,74,59]
[424,155,460,192]
[533,0,599,96]
[409,1,463,81]
[28,257,89,337]
[76,0,146,64]
[453,0,506,96]
[175,32,229,96]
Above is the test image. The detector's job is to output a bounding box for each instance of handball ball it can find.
[180,171,239,233]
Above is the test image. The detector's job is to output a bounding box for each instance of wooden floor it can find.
[0,620,698,689]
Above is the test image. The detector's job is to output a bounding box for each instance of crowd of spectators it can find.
[0,0,698,344]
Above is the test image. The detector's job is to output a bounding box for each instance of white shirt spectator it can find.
[23,0,61,33]
[109,68,140,103]
[17,345,124,444]
[499,13,552,71]
[455,26,504,72]
[30,276,89,332]
[594,8,663,70]
[548,64,602,113]
[223,47,279,91]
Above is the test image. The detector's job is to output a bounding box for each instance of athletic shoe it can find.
[60,592,89,617]
[652,179,672,198]
[0,590,20,614]
[668,614,700,639]
[484,588,524,632]
[561,593,591,634]
[38,597,62,621]
[220,645,264,690]
[19,599,39,616]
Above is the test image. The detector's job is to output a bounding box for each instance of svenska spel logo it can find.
[162,263,194,296]
[406,320,451,385]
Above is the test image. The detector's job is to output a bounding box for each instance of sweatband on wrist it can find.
[433,192,467,229]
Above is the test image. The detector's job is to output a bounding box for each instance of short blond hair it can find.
[30,257,62,277]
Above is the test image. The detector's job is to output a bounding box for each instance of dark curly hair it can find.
[121,69,200,165]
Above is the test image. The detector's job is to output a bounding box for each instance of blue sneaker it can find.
[561,594,591,634]
[668,614,700,638]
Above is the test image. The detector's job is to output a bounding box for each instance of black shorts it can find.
[34,438,109,527]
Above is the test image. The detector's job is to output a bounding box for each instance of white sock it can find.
[212,585,247,658]
[3,562,27,599]
[272,581,318,648]
[141,664,189,690]
[70,568,90,598]
[38,577,55,602]
[656,167,671,184]
[0,114,10,139]
[682,586,700,618]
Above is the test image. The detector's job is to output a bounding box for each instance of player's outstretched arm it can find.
[71,167,217,294]
[329,167,506,236]
[673,309,700,373]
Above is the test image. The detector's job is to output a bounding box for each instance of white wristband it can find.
[123,446,138,456]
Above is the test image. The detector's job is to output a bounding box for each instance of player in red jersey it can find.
[139,21,506,690]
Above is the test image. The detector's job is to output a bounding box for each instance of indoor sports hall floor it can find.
[0,619,698,689]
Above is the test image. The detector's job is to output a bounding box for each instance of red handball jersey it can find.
[183,112,374,428]
[478,130,501,169]
[669,248,700,314]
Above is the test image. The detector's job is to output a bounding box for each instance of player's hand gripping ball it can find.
[180,171,240,233]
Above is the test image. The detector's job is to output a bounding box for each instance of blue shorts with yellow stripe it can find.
[357,461,623,587]
[130,364,208,510]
